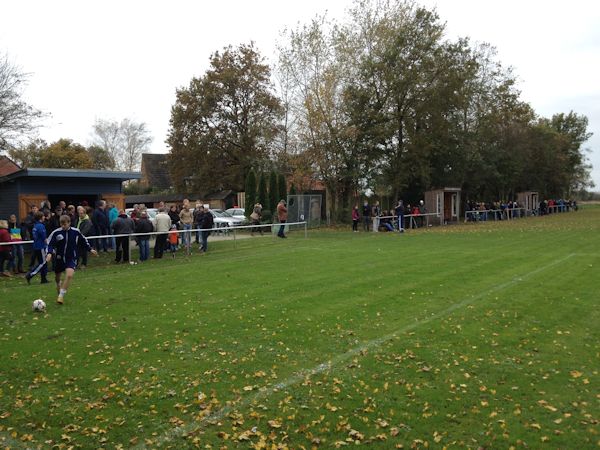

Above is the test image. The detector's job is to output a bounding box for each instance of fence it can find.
[0,221,309,253]
[376,212,441,231]
[463,204,576,223]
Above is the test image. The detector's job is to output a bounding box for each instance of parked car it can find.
[225,208,247,223]
[211,209,245,226]
[125,208,158,225]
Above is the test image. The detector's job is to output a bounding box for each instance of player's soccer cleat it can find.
[25,273,32,284]
[56,296,64,305]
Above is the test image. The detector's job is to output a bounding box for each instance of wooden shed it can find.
[424,187,462,225]
[0,167,140,221]
[517,191,539,214]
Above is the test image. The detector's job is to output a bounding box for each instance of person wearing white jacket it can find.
[153,208,172,259]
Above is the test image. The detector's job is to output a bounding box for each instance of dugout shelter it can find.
[424,187,462,225]
[517,191,539,215]
[0,164,140,221]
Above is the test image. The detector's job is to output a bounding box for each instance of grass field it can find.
[0,209,598,449]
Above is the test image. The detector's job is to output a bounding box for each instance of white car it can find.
[225,208,247,223]
[125,208,158,225]
[211,209,245,226]
[187,208,235,232]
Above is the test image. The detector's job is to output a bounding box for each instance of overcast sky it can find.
[2,0,599,189]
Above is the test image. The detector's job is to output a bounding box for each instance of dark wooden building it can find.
[0,166,140,221]
[424,187,462,225]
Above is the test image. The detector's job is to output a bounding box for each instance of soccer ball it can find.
[32,299,46,312]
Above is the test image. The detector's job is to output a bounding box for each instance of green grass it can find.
[1,209,598,449]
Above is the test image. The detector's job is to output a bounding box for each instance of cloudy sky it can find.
[2,0,599,188]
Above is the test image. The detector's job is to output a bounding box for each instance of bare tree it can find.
[91,118,152,171]
[0,53,43,149]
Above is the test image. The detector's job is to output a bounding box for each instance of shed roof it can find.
[0,167,141,184]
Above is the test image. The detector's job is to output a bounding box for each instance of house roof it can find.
[125,190,236,205]
[0,155,21,177]
[125,193,199,204]
[206,189,235,200]
[141,153,171,190]
[0,167,141,184]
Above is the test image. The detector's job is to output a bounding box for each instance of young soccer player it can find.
[45,215,97,304]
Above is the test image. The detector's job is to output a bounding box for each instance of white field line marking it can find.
[142,252,576,448]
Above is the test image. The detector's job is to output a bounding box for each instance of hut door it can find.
[18,194,47,221]
[102,194,125,211]
[443,193,452,223]
[451,193,458,219]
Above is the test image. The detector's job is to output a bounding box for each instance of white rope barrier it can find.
[0,221,309,247]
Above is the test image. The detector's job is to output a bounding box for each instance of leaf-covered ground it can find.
[0,209,598,449]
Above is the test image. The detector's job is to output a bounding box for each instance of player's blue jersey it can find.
[47,226,92,262]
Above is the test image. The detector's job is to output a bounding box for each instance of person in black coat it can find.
[135,211,154,262]
[92,200,109,252]
[198,206,214,253]
[111,210,135,263]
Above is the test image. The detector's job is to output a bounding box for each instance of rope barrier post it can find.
[233,226,237,249]
[304,221,307,239]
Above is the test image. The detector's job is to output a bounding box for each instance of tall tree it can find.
[245,168,257,217]
[167,43,282,193]
[269,170,279,213]
[257,172,268,212]
[87,145,116,170]
[278,15,361,221]
[278,173,287,202]
[0,53,43,149]
[546,111,594,194]
[7,138,46,166]
[38,139,93,169]
[9,139,117,170]
[341,0,449,201]
[91,118,152,171]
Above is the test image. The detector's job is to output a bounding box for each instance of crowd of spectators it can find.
[465,199,578,222]
[0,198,218,277]
[353,199,429,233]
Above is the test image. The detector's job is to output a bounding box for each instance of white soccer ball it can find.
[32,299,46,312]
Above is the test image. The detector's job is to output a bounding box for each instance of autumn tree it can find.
[517,112,593,198]
[0,53,43,149]
[87,145,116,170]
[7,139,46,167]
[91,118,152,171]
[8,139,116,170]
[167,43,282,193]
[278,16,361,220]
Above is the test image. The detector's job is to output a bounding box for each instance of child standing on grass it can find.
[168,224,178,258]
[8,214,25,274]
